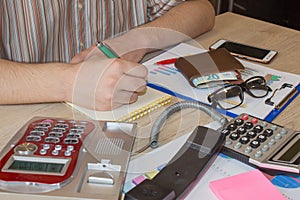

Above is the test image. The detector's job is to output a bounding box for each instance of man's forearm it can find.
[0,59,76,104]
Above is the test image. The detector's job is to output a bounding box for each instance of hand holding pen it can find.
[93,41,148,105]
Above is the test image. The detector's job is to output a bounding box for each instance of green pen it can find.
[97,41,148,96]
[96,41,120,58]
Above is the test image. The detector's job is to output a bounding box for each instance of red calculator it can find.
[0,117,96,187]
[0,117,137,199]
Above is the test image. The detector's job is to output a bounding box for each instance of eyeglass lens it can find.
[212,85,243,110]
[244,76,269,97]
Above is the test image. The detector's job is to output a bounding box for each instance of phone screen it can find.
[219,41,270,59]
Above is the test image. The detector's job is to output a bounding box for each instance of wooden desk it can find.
[0,12,299,199]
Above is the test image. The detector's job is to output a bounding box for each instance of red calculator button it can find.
[251,118,258,124]
[241,114,249,121]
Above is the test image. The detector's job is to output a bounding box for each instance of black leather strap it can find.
[125,126,225,200]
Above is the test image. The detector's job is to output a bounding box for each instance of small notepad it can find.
[68,87,172,122]
[209,169,286,200]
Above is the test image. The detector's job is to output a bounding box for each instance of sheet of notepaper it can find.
[143,43,300,120]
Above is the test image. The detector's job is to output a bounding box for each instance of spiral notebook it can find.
[68,87,172,122]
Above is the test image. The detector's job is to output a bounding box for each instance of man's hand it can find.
[71,50,148,111]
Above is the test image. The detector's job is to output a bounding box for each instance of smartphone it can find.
[209,39,278,63]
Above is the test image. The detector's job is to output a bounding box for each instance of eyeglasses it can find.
[207,76,272,110]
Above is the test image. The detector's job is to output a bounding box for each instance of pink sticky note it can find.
[209,169,286,200]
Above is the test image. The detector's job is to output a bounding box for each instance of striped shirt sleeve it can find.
[0,0,185,63]
[147,0,186,21]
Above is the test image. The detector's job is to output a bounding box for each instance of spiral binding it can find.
[118,95,173,122]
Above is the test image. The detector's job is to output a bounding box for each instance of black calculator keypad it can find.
[263,129,274,137]
[239,136,250,144]
[253,125,264,133]
[246,131,257,138]
[221,129,231,136]
[234,119,244,126]
[229,132,240,140]
[249,140,260,148]
[237,127,247,135]
[244,121,253,129]
[227,124,237,131]
[221,113,290,159]
[257,134,267,142]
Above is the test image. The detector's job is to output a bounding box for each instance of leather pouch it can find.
[174,48,245,87]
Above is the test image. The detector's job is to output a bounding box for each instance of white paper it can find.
[143,43,300,119]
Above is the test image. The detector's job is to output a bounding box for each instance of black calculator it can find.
[220,113,300,174]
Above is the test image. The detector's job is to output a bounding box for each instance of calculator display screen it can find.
[272,133,300,164]
[8,160,65,173]
[2,156,71,176]
[277,139,300,163]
